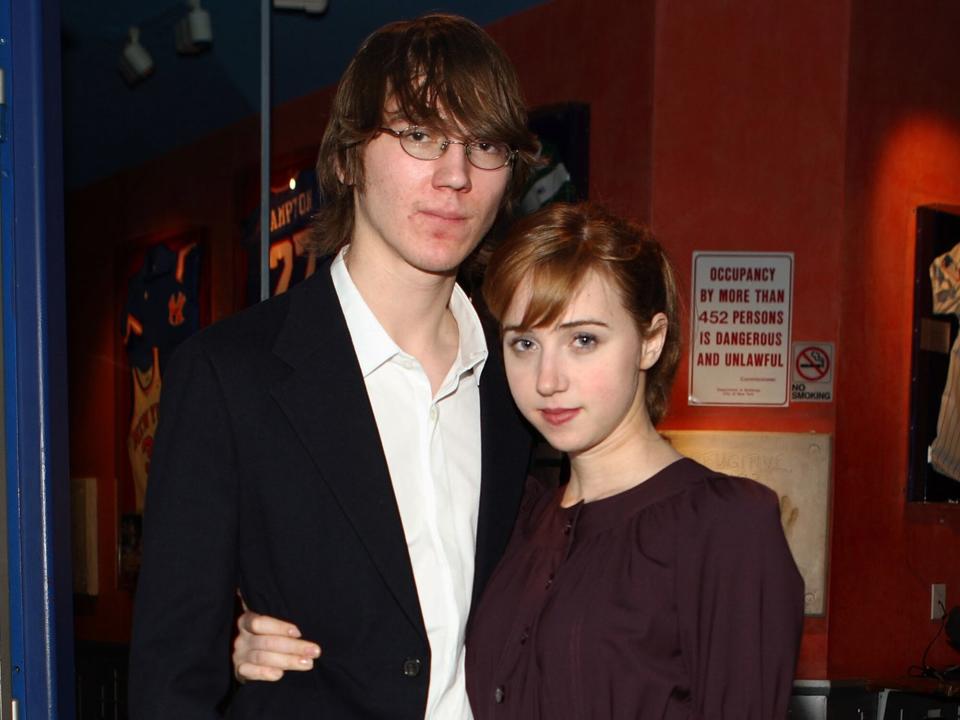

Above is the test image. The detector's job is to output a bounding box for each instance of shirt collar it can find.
[330,246,488,383]
[448,278,488,386]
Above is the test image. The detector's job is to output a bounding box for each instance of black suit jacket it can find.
[129,262,532,719]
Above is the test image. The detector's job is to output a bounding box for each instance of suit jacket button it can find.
[495,686,506,704]
[402,658,422,677]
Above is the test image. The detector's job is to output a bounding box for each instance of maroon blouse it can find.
[465,458,804,720]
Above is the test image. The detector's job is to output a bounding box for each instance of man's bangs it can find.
[387,54,518,143]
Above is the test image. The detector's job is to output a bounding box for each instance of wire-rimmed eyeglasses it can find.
[379,126,516,171]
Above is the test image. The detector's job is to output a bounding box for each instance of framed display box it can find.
[908,205,960,502]
[115,228,211,587]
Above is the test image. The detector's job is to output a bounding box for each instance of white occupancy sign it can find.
[689,252,794,406]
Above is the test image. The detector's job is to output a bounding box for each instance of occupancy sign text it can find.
[689,252,794,406]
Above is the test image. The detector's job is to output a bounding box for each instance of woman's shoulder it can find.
[658,462,795,569]
[667,459,782,534]
[674,458,778,505]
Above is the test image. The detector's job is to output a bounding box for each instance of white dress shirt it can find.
[331,247,485,719]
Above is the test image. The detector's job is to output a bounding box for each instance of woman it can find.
[232,202,805,718]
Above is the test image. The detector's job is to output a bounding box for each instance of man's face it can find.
[350,114,511,279]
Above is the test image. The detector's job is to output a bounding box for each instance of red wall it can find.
[647,0,851,677]
[831,0,960,676]
[488,0,656,222]
[68,0,960,680]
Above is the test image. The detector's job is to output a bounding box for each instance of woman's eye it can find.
[573,333,597,348]
[508,337,536,353]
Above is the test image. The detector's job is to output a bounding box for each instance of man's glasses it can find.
[379,126,516,171]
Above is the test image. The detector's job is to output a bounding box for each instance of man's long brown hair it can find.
[311,13,540,257]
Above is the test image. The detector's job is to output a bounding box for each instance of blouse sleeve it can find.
[676,475,805,720]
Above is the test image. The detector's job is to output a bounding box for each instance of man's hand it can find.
[234,608,322,682]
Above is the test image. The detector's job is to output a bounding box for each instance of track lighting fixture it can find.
[175,0,213,55]
[119,27,154,87]
[273,0,329,14]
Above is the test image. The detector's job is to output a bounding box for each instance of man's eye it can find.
[406,128,436,143]
[472,141,506,156]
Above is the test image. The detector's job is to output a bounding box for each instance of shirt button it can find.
[402,658,422,677]
[519,628,530,645]
[429,406,438,422]
[494,686,506,704]
[563,520,573,535]
[545,573,554,589]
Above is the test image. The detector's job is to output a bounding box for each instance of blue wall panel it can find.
[3,0,74,717]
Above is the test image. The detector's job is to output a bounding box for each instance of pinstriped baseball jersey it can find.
[929,243,960,482]
[129,346,161,511]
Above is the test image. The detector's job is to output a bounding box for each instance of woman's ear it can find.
[638,313,669,370]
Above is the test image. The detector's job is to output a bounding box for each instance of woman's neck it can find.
[562,421,682,507]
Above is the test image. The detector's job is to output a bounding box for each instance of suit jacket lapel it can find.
[269,264,426,640]
[473,339,531,605]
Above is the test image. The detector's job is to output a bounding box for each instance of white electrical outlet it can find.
[931,583,946,620]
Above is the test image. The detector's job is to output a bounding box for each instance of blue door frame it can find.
[2,0,75,717]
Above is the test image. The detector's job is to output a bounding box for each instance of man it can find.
[129,14,539,719]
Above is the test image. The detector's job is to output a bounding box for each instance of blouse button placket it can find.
[561,505,581,558]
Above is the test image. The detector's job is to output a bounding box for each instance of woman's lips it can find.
[540,408,580,426]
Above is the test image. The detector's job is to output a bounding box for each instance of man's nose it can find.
[432,140,472,191]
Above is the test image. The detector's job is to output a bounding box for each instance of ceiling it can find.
[60,0,545,189]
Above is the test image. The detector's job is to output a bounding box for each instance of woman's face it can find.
[501,270,665,457]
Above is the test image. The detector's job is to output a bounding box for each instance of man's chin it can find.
[412,243,482,277]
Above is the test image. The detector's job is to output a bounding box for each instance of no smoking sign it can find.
[791,342,834,402]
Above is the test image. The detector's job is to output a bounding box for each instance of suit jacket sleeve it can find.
[129,341,239,719]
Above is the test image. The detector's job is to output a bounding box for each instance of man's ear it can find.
[335,148,358,187]
[639,313,668,370]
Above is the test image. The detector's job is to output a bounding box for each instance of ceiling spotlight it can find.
[175,0,213,55]
[273,0,329,14]
[119,26,154,87]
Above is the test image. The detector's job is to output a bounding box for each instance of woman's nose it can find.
[536,353,567,396]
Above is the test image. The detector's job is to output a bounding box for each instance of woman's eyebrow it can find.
[501,319,609,334]
[557,319,609,330]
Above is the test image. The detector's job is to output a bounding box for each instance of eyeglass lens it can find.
[398,127,512,170]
